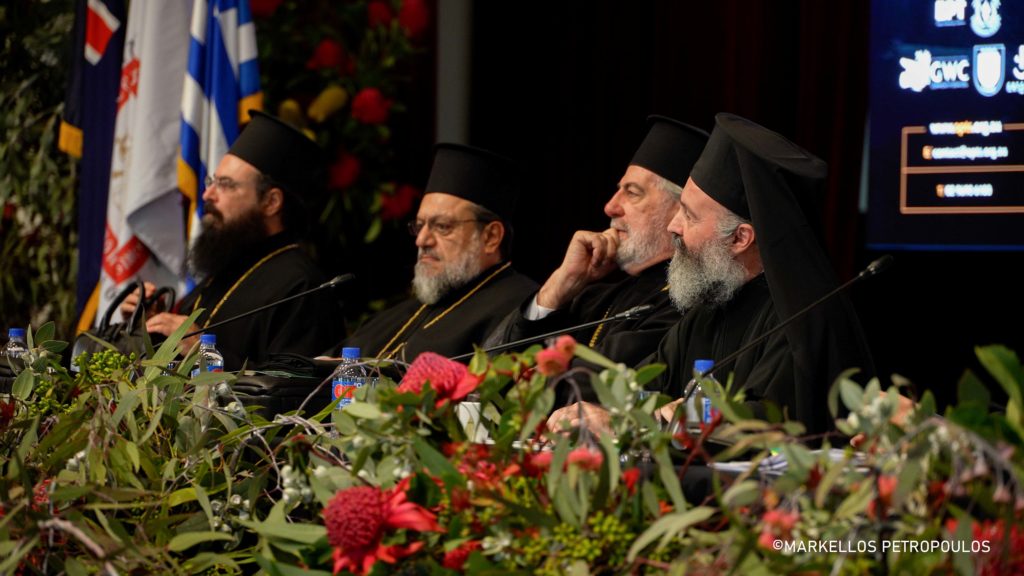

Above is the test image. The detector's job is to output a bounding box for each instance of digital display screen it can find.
[867,0,1024,250]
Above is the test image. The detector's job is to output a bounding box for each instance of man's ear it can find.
[261,187,284,218]
[482,220,505,254]
[731,222,756,254]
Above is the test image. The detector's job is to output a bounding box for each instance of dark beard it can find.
[187,206,268,279]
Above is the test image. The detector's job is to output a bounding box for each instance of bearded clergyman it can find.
[334,144,538,362]
[549,113,874,438]
[122,112,344,370]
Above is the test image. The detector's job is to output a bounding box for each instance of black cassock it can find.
[649,274,874,437]
[177,232,344,371]
[343,263,538,363]
[484,264,680,402]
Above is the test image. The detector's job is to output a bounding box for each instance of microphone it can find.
[685,255,892,396]
[449,304,655,362]
[183,273,355,339]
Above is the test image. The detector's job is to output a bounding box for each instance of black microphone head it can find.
[326,273,356,288]
[865,255,894,277]
[622,304,654,319]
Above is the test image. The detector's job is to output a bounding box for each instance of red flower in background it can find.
[567,446,604,471]
[306,38,354,75]
[367,1,394,27]
[399,352,480,405]
[330,151,362,190]
[398,0,429,39]
[351,88,392,124]
[249,0,283,18]
[380,184,420,221]
[323,478,441,576]
[443,540,482,571]
[535,335,576,376]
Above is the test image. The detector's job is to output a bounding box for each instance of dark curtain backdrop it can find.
[463,1,1024,408]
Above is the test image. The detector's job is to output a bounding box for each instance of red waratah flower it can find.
[367,1,394,27]
[330,151,361,189]
[398,352,481,406]
[323,478,442,576]
[306,38,351,75]
[380,183,421,221]
[398,0,429,39]
[351,87,392,124]
[443,540,482,571]
[249,0,283,18]
[567,446,604,471]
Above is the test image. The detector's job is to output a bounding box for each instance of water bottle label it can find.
[701,398,719,424]
[333,377,363,409]
[191,363,224,378]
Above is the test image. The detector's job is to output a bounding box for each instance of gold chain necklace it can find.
[587,283,669,347]
[192,243,300,328]
[377,262,512,359]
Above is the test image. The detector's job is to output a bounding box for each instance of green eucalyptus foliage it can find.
[0,2,77,335]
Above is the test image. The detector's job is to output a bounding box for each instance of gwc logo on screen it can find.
[898,45,1007,97]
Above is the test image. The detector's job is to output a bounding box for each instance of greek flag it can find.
[178,0,262,249]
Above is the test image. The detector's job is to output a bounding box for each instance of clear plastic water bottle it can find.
[4,328,28,368]
[191,333,225,377]
[331,347,365,410]
[685,359,721,432]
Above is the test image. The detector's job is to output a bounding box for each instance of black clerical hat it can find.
[424,144,520,221]
[630,115,709,188]
[689,113,826,220]
[228,111,326,198]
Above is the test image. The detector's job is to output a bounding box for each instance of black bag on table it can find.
[232,353,338,419]
[70,280,175,361]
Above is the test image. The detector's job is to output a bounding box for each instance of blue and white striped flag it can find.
[178,0,262,252]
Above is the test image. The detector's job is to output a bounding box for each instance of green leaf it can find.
[11,368,34,400]
[167,531,236,552]
[412,437,461,485]
[167,487,198,508]
[236,519,326,544]
[627,507,715,562]
[834,476,873,520]
[34,321,55,343]
[894,461,922,508]
[634,364,666,387]
[721,480,760,508]
[124,441,140,472]
[343,401,382,420]
[363,216,382,243]
[64,557,89,576]
[573,343,618,371]
[838,379,863,412]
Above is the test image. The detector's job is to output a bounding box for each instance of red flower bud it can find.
[351,87,392,125]
[367,1,394,27]
[329,151,361,190]
[380,184,421,221]
[398,0,429,39]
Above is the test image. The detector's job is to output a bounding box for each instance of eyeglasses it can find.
[407,218,481,237]
[204,175,248,193]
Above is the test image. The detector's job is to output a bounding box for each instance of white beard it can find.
[612,218,672,272]
[412,232,485,305]
[667,235,747,311]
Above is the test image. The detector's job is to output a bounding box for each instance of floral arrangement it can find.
[2,318,1024,574]
[252,0,430,254]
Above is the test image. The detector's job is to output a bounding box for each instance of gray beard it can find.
[613,218,671,272]
[667,235,747,311]
[412,233,484,305]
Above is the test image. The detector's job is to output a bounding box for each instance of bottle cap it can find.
[8,328,26,339]
[694,358,715,376]
[200,334,217,345]
[341,347,360,359]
